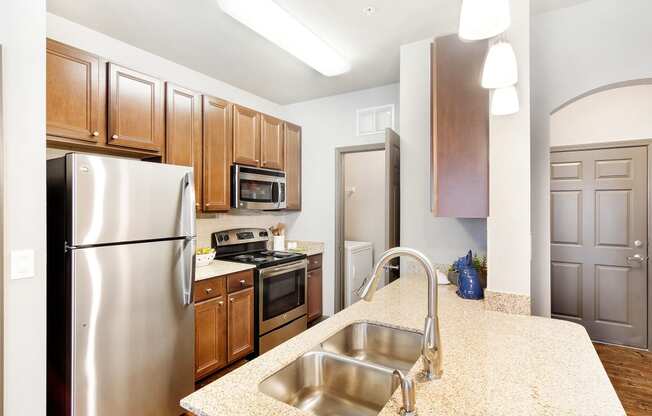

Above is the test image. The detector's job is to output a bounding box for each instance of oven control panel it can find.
[212,228,270,248]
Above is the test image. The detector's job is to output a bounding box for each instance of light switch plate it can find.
[11,249,35,280]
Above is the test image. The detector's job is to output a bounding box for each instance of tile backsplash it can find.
[196,210,288,248]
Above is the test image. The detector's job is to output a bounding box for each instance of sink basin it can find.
[259,351,401,416]
[318,322,422,374]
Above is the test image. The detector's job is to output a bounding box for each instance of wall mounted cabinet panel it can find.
[165,83,203,210]
[202,96,232,212]
[284,123,302,211]
[232,105,260,167]
[260,114,285,170]
[46,39,105,144]
[107,63,164,154]
[431,35,489,218]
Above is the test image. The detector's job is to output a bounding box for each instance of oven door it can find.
[233,165,287,210]
[258,260,307,334]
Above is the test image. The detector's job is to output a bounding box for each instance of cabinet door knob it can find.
[92,131,99,137]
[229,298,234,303]
[218,301,224,306]
[112,134,119,139]
[205,288,213,294]
[239,279,246,286]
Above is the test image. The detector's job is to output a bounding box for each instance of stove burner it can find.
[234,254,255,261]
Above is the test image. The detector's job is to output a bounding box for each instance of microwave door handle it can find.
[271,182,280,203]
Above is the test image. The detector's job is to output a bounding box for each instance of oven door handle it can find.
[260,260,308,279]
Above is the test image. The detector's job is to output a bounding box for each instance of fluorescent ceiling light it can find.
[482,41,518,89]
[491,86,519,116]
[459,0,511,41]
[217,0,351,77]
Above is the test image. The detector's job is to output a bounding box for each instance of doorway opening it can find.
[334,129,400,314]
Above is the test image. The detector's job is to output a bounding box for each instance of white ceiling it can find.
[47,0,593,104]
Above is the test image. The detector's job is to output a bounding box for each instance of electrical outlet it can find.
[11,249,35,280]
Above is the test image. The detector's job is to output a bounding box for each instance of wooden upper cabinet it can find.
[46,39,105,144]
[227,288,254,363]
[260,114,284,170]
[107,63,164,154]
[232,105,260,167]
[195,295,228,380]
[165,83,203,210]
[203,95,232,212]
[431,35,489,218]
[284,123,302,210]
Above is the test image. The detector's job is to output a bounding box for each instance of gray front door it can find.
[551,146,648,348]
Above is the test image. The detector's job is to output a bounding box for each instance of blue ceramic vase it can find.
[457,266,483,300]
[455,250,484,300]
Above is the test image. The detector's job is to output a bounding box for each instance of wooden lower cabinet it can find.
[194,271,254,381]
[307,255,323,323]
[195,295,227,380]
[227,287,255,363]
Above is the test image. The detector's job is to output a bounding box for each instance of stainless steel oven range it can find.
[212,228,307,354]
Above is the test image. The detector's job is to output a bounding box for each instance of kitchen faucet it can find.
[356,247,443,380]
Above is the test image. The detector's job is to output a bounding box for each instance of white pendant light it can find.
[217,0,351,77]
[459,0,511,41]
[491,86,519,116]
[482,41,518,89]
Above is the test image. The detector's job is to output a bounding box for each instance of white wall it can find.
[399,39,487,270]
[344,150,386,263]
[1,0,47,414]
[531,0,652,316]
[550,83,652,147]
[283,84,400,316]
[487,0,531,296]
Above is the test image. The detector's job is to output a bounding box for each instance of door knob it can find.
[627,254,648,263]
[634,240,644,248]
[92,131,99,137]
[112,134,119,139]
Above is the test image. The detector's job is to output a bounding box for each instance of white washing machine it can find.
[344,241,376,307]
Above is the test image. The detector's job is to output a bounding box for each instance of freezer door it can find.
[71,239,194,415]
[68,153,196,246]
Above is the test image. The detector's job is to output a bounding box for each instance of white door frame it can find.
[552,138,652,351]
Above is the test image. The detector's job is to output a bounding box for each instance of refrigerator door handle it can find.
[183,237,196,305]
[181,171,196,305]
[181,172,196,238]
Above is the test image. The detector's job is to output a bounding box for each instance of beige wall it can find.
[551,83,652,147]
[344,150,386,263]
[1,0,48,414]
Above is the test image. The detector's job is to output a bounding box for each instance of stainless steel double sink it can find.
[259,322,422,416]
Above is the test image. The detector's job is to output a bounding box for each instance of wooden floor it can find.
[594,343,652,415]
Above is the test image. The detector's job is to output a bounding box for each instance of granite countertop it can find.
[182,274,624,415]
[195,260,255,281]
[286,240,324,257]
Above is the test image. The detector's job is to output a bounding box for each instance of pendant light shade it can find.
[482,41,518,89]
[491,86,519,116]
[459,0,511,41]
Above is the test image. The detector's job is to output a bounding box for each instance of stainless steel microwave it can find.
[231,165,287,210]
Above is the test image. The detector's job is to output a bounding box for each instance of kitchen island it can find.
[181,274,624,416]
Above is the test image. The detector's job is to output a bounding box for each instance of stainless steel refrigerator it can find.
[47,153,196,416]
